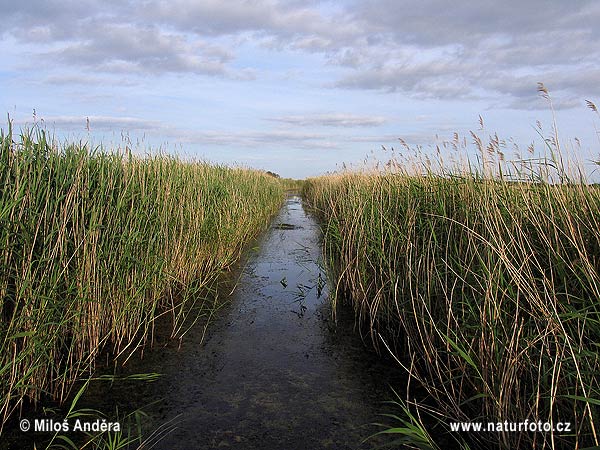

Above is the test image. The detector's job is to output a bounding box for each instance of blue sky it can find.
[1,0,599,179]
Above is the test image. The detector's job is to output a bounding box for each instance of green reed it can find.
[304,125,600,449]
[0,124,284,429]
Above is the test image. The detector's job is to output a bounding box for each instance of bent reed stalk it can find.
[0,124,284,429]
[303,120,600,449]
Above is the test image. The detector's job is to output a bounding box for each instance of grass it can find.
[303,99,600,449]
[0,122,284,431]
[44,373,170,450]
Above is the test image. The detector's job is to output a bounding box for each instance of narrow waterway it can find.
[139,194,404,449]
[7,194,406,449]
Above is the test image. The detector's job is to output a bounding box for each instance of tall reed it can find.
[0,124,284,429]
[304,114,600,449]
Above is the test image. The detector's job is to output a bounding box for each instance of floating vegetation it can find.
[273,223,301,230]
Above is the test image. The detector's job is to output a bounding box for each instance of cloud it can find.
[335,57,475,98]
[1,0,360,77]
[44,74,109,86]
[1,3,251,78]
[156,125,395,150]
[1,0,599,108]
[332,0,600,106]
[502,96,583,112]
[268,113,387,127]
[179,128,340,149]
[349,0,599,48]
[43,74,141,87]
[15,115,161,131]
[10,113,380,151]
[46,24,234,76]
[143,0,359,45]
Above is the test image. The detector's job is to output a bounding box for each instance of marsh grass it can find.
[45,374,171,450]
[304,100,600,449]
[0,123,284,430]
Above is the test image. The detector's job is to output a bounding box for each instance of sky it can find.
[1,0,599,179]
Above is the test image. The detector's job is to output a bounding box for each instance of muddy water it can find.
[7,194,406,449]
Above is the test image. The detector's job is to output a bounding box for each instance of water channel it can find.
[7,194,406,449]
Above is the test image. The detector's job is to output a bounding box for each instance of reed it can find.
[304,108,600,449]
[0,123,284,429]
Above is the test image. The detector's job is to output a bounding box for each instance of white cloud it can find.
[3,0,599,107]
[269,113,387,127]
[48,24,234,76]
[14,115,161,131]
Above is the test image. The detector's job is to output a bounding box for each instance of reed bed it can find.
[303,120,600,449]
[0,124,284,429]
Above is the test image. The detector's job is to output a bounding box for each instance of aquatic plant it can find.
[0,122,284,430]
[304,96,600,449]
